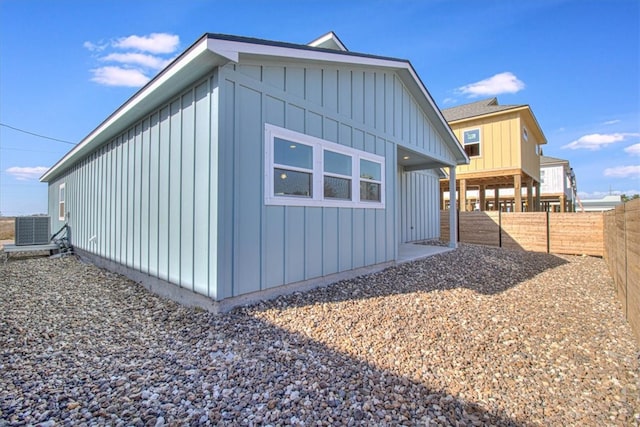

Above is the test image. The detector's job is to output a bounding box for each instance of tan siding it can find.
[451,112,522,174]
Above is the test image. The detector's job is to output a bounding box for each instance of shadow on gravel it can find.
[0,304,526,426]
[256,244,569,311]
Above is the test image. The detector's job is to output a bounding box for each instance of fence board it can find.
[624,200,640,342]
[459,212,500,246]
[603,199,639,344]
[549,213,604,256]
[440,214,450,242]
[615,205,627,308]
[500,212,547,252]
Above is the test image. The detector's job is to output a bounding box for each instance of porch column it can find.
[440,187,445,210]
[526,178,533,212]
[494,187,500,211]
[559,194,566,212]
[449,166,457,248]
[479,184,486,211]
[535,181,541,211]
[459,178,467,212]
[514,174,522,212]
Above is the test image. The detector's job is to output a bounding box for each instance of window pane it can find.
[360,159,381,181]
[324,150,351,176]
[324,176,351,200]
[274,137,312,169]
[464,143,480,157]
[360,181,381,202]
[463,129,480,144]
[274,168,312,197]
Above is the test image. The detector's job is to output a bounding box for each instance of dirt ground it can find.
[0,217,15,248]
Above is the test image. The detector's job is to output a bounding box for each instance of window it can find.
[462,128,481,157]
[58,183,66,220]
[265,124,385,208]
[324,150,352,200]
[522,126,529,142]
[274,137,313,197]
[360,159,381,202]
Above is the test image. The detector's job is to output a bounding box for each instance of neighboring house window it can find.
[58,183,66,220]
[462,128,481,157]
[540,170,546,184]
[265,124,385,208]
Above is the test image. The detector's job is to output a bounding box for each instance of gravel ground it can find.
[1,245,638,426]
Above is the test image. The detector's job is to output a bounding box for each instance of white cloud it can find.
[83,40,108,52]
[603,119,621,125]
[624,143,640,156]
[90,66,150,87]
[113,33,180,54]
[6,166,49,181]
[101,52,173,70]
[603,165,640,178]
[562,133,640,150]
[84,32,179,87]
[456,72,525,98]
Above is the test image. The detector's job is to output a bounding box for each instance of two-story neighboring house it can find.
[539,155,577,212]
[440,98,547,212]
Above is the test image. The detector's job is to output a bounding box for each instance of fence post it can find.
[498,208,502,248]
[546,210,550,253]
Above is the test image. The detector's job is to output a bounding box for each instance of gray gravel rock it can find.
[1,244,638,426]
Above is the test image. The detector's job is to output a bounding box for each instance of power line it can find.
[0,122,76,145]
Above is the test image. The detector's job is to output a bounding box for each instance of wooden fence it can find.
[603,199,640,343]
[440,211,604,256]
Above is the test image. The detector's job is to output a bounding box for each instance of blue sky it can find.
[1,0,638,215]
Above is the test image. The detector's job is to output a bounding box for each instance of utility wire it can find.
[0,122,76,145]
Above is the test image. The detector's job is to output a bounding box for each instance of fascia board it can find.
[522,108,548,145]
[41,36,221,182]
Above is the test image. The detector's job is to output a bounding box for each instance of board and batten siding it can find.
[400,170,441,243]
[48,71,220,299]
[450,112,521,174]
[216,60,448,299]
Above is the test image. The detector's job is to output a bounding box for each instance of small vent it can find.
[15,217,51,246]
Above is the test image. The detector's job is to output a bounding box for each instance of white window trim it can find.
[265,123,385,209]
[462,127,481,158]
[58,183,66,221]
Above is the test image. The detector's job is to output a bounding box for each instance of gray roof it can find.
[442,97,524,122]
[540,155,569,165]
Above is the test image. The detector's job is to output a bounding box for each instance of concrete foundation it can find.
[76,248,395,314]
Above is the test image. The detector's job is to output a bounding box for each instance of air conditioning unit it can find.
[15,216,51,246]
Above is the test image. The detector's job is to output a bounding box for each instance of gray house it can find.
[41,32,467,311]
